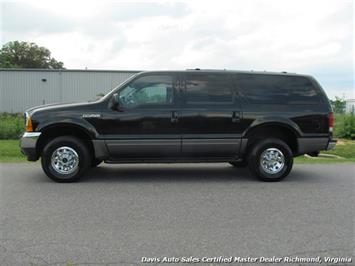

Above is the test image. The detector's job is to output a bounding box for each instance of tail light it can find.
[329,112,334,132]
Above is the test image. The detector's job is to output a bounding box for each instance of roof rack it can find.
[186,68,229,71]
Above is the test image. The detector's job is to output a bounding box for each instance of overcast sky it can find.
[0,0,353,99]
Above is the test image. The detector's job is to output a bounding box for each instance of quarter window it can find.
[119,75,174,108]
[235,74,321,104]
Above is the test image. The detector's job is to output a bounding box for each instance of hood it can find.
[26,101,96,116]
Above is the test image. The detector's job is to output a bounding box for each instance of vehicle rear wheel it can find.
[41,136,91,182]
[247,138,293,182]
[229,161,247,168]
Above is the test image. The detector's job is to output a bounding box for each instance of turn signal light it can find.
[26,116,33,132]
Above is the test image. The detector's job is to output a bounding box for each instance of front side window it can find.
[118,75,174,108]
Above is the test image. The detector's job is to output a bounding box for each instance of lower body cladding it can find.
[93,137,336,162]
[99,139,241,161]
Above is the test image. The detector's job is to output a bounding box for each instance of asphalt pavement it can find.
[0,163,354,266]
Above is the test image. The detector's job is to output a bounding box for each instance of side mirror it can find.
[109,93,120,110]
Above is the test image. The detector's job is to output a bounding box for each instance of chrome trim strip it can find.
[23,132,42,138]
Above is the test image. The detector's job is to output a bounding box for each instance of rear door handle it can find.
[232,111,241,123]
[171,111,179,123]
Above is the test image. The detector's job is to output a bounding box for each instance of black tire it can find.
[92,159,103,167]
[41,136,91,182]
[247,138,293,182]
[229,161,247,168]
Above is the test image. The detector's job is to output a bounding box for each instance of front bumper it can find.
[20,132,41,161]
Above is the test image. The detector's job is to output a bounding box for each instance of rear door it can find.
[180,72,243,157]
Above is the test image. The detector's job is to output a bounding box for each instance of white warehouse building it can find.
[0,69,139,113]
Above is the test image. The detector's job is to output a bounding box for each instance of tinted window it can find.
[185,74,234,105]
[119,75,174,108]
[235,74,320,104]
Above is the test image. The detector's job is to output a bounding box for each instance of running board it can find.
[105,157,242,164]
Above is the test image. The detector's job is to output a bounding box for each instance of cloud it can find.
[0,0,353,98]
[1,2,75,34]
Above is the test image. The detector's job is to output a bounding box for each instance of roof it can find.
[0,68,307,77]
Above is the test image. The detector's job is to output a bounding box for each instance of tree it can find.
[330,96,346,114]
[0,41,64,69]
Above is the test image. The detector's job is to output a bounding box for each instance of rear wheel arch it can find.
[243,123,299,155]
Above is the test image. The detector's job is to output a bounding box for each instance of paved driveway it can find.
[0,163,354,265]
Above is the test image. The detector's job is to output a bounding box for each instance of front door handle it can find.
[171,111,179,123]
[232,111,241,123]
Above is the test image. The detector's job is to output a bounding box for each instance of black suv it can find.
[20,70,336,182]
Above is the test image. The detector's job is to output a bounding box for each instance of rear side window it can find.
[235,74,321,104]
[185,74,234,105]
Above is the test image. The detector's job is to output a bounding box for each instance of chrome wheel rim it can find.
[260,148,285,174]
[51,146,79,175]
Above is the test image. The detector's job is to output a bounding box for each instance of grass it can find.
[1,139,355,164]
[0,140,27,162]
[323,139,355,157]
[294,156,355,164]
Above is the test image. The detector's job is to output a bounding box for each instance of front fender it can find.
[36,117,99,138]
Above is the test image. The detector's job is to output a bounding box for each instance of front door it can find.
[180,72,243,157]
[100,73,181,159]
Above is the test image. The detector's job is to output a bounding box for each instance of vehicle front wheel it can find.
[41,136,91,182]
[247,138,293,182]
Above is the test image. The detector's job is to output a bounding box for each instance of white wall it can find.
[0,69,138,113]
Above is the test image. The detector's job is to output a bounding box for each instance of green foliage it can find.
[330,96,346,114]
[0,113,24,139]
[334,114,355,139]
[0,41,64,69]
